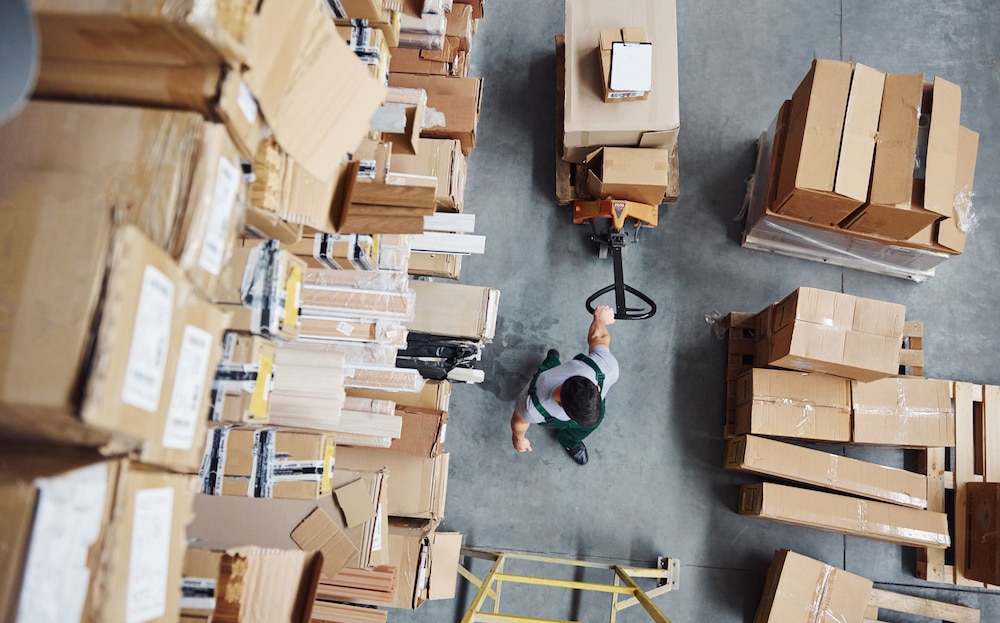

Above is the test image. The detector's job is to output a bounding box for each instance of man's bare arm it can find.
[588,304,616,349]
[511,411,532,452]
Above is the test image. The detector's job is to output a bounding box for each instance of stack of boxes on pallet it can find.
[0,1,495,621]
[744,60,980,281]
[725,286,1000,590]
[556,0,681,213]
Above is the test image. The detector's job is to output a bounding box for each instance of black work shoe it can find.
[566,442,588,465]
[547,349,561,361]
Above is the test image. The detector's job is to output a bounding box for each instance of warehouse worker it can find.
[510,305,619,465]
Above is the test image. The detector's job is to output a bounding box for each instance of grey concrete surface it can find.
[395,1,1000,621]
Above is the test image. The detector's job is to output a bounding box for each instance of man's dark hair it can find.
[561,376,602,427]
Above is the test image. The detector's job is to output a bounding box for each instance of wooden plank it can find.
[339,214,427,234]
[985,385,1000,480]
[903,320,924,338]
[409,232,486,254]
[870,588,980,623]
[424,212,476,233]
[919,447,947,583]
[954,382,980,587]
[351,179,437,208]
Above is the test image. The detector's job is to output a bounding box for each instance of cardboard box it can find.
[348,528,463,609]
[734,369,851,442]
[245,0,386,180]
[725,434,928,508]
[773,60,861,225]
[584,146,670,205]
[599,27,651,102]
[389,406,449,457]
[409,252,463,279]
[215,241,306,340]
[337,22,391,83]
[563,0,679,163]
[347,380,452,411]
[834,64,885,203]
[739,482,950,549]
[189,469,388,570]
[967,481,1000,585]
[766,287,905,382]
[387,73,483,156]
[200,426,337,499]
[334,446,449,520]
[97,463,197,623]
[933,125,980,253]
[407,280,499,342]
[209,331,277,423]
[390,138,468,211]
[753,549,873,623]
[923,78,963,218]
[851,377,955,447]
[32,0,248,67]
[0,448,121,623]
[843,73,939,239]
[0,207,227,469]
[445,2,474,52]
[181,546,322,623]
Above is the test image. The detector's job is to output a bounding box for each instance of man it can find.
[510,305,619,465]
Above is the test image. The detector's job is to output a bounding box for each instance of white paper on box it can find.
[610,42,653,92]
[122,266,175,412]
[337,322,354,336]
[199,157,241,275]
[163,325,214,449]
[237,81,259,124]
[16,463,109,623]
[126,487,175,623]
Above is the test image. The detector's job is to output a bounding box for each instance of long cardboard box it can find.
[347,380,452,411]
[563,0,680,163]
[406,279,499,342]
[773,59,860,225]
[765,287,905,382]
[334,446,449,521]
[725,434,928,508]
[851,377,955,447]
[739,482,950,549]
[754,549,872,623]
[734,369,851,442]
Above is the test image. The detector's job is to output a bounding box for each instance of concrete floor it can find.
[399,1,1000,621]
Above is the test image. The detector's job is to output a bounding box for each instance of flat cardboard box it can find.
[96,463,197,623]
[739,482,950,549]
[599,27,651,102]
[766,287,905,382]
[409,252,463,279]
[207,426,337,499]
[774,60,860,225]
[290,507,358,578]
[966,482,1000,585]
[734,369,851,442]
[387,73,483,156]
[584,146,670,205]
[181,546,322,623]
[389,406,449,458]
[725,434,928,508]
[834,64,885,202]
[390,138,467,211]
[0,448,121,623]
[851,377,955,447]
[843,73,939,239]
[563,0,680,163]
[406,279,499,342]
[934,126,980,253]
[346,380,452,411]
[923,77,963,217]
[245,0,386,180]
[334,446,449,520]
[754,549,872,623]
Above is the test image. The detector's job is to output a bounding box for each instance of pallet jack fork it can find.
[573,199,658,320]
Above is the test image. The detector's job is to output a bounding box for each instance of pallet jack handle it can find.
[585,243,657,320]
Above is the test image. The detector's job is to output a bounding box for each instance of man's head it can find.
[559,376,602,427]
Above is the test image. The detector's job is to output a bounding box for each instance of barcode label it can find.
[121,266,174,413]
[356,160,377,180]
[199,157,240,275]
[180,577,216,610]
[608,90,645,99]
[163,325,214,450]
[337,322,355,336]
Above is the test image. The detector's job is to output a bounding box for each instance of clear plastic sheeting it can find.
[303,267,411,292]
[281,339,399,367]
[377,235,412,272]
[342,365,426,393]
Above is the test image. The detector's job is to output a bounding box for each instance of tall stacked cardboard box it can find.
[558,0,680,208]
[727,287,954,550]
[743,59,979,281]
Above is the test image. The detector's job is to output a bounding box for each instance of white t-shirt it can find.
[514,346,619,424]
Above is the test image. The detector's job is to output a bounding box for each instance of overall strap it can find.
[573,354,605,393]
[527,366,556,422]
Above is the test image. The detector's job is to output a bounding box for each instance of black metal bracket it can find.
[585,228,656,320]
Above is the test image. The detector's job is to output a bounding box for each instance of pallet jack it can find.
[573,198,658,320]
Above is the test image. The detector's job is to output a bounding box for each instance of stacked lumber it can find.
[317,566,399,604]
[267,348,347,431]
[311,601,388,623]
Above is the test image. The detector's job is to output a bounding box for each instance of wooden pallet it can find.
[865,588,980,623]
[723,314,924,439]
[916,381,1000,590]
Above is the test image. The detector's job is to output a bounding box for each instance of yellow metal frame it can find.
[457,548,680,623]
